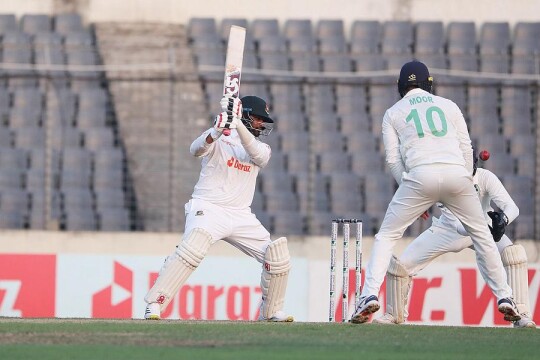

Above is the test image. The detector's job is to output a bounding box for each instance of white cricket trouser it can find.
[184,198,272,264]
[399,219,514,276]
[361,164,512,301]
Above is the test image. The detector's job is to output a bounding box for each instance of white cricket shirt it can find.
[189,128,271,210]
[382,88,473,183]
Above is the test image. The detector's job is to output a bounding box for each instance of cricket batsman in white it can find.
[144,95,294,322]
[374,150,536,328]
[351,60,520,324]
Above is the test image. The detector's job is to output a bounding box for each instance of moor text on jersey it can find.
[409,96,434,106]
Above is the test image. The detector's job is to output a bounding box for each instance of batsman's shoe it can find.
[350,295,380,324]
[497,298,521,322]
[144,303,161,320]
[513,316,536,329]
[258,310,294,322]
[372,313,399,325]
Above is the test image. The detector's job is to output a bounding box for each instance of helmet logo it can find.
[408,74,416,81]
[265,104,270,115]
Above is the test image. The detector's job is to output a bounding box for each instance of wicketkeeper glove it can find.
[487,211,508,242]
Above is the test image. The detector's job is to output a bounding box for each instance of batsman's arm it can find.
[190,128,220,157]
[236,121,271,168]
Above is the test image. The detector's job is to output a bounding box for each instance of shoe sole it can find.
[350,303,380,324]
[262,316,294,322]
[498,306,521,322]
[145,315,160,320]
[514,322,536,329]
[372,319,398,325]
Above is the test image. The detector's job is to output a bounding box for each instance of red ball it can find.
[479,150,490,161]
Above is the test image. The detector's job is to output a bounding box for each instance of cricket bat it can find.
[222,25,246,136]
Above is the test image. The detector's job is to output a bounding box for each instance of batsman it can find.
[144,95,294,322]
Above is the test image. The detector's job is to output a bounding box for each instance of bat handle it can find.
[223,129,231,136]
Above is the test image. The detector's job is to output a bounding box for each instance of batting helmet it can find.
[241,95,274,136]
[397,60,434,98]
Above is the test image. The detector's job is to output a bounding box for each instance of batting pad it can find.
[144,228,212,310]
[501,244,531,316]
[386,255,412,324]
[260,237,291,319]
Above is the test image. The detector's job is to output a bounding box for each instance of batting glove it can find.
[220,96,242,119]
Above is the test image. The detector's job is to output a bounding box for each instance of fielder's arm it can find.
[452,104,474,174]
[382,110,406,184]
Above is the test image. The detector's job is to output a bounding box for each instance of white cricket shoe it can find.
[350,295,380,324]
[258,310,294,322]
[144,303,161,320]
[372,313,400,325]
[513,315,536,329]
[497,298,521,322]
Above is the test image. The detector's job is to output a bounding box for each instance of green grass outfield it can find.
[0,318,538,360]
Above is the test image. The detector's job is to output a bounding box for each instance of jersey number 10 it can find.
[406,106,448,138]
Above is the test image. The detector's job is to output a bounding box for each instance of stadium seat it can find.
[284,19,313,39]
[381,21,413,55]
[0,14,17,33]
[93,167,124,191]
[349,20,381,55]
[319,37,347,55]
[0,127,12,148]
[54,13,84,34]
[320,54,352,72]
[350,153,385,175]
[0,169,24,188]
[13,126,45,149]
[61,207,98,231]
[95,188,126,210]
[287,36,317,55]
[98,207,131,231]
[21,14,52,34]
[257,34,287,54]
[77,107,107,129]
[272,211,305,235]
[415,21,445,55]
[187,17,218,39]
[290,54,320,71]
[251,19,280,40]
[447,22,477,55]
[285,152,311,174]
[280,131,309,152]
[0,211,26,229]
[0,148,29,170]
[352,54,386,72]
[259,171,295,193]
[264,191,299,212]
[316,19,345,39]
[317,152,350,174]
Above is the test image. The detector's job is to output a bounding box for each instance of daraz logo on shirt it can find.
[227,156,251,172]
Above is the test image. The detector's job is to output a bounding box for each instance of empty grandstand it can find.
[0,2,538,241]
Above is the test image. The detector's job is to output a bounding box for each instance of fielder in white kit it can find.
[374,152,536,328]
[351,60,520,324]
[144,95,294,322]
